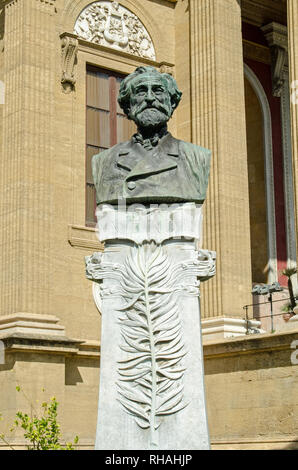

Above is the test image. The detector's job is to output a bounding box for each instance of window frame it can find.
[85,65,129,227]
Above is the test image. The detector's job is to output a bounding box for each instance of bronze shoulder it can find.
[178,140,211,157]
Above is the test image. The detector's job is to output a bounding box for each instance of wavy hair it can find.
[118,66,182,117]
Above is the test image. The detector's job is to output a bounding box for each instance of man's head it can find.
[118,66,182,129]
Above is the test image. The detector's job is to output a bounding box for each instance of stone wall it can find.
[0,329,297,450]
[205,329,298,450]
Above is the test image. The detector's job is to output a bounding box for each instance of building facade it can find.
[0,0,297,450]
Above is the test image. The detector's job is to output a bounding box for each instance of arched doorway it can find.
[244,64,277,284]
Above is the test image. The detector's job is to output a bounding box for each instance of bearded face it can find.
[128,75,173,129]
[133,107,170,128]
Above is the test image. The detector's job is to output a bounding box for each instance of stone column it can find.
[0,0,56,315]
[190,0,252,331]
[287,0,298,264]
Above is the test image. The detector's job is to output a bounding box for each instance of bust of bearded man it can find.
[92,66,211,206]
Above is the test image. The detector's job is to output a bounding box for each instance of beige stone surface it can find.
[0,312,66,337]
[189,0,252,320]
[0,0,62,320]
[0,0,178,342]
[174,0,191,143]
[0,5,3,182]
[288,0,298,264]
[0,0,281,337]
[204,329,298,450]
[0,330,297,450]
[0,332,99,449]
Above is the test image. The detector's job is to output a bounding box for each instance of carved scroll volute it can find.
[262,22,288,98]
[271,46,287,97]
[196,249,216,282]
[61,34,79,93]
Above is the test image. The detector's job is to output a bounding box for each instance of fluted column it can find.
[190,0,252,320]
[0,0,56,315]
[287,0,298,264]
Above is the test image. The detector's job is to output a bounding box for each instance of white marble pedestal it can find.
[85,203,216,450]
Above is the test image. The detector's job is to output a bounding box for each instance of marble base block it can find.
[86,203,216,450]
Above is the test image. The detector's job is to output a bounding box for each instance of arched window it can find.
[86,66,135,225]
[244,64,277,284]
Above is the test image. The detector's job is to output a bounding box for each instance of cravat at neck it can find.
[133,127,168,151]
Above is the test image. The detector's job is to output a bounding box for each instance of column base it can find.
[276,313,298,332]
[288,314,298,327]
[201,316,264,341]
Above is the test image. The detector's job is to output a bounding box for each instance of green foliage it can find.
[282,302,293,314]
[0,387,79,450]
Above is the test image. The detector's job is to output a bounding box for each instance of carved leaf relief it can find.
[74,1,156,60]
[117,243,188,447]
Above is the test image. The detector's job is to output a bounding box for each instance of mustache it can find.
[135,102,169,115]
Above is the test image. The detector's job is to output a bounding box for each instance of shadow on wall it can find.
[65,356,99,386]
[0,353,15,373]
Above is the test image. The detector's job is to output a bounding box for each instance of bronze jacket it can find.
[92,133,211,205]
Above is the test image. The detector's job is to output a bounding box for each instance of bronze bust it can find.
[92,66,211,205]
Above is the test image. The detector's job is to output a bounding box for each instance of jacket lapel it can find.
[116,134,179,180]
[116,140,138,172]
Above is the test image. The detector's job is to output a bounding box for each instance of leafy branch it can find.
[0,387,79,450]
[117,243,188,447]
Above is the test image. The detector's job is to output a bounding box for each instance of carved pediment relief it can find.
[74,1,156,60]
